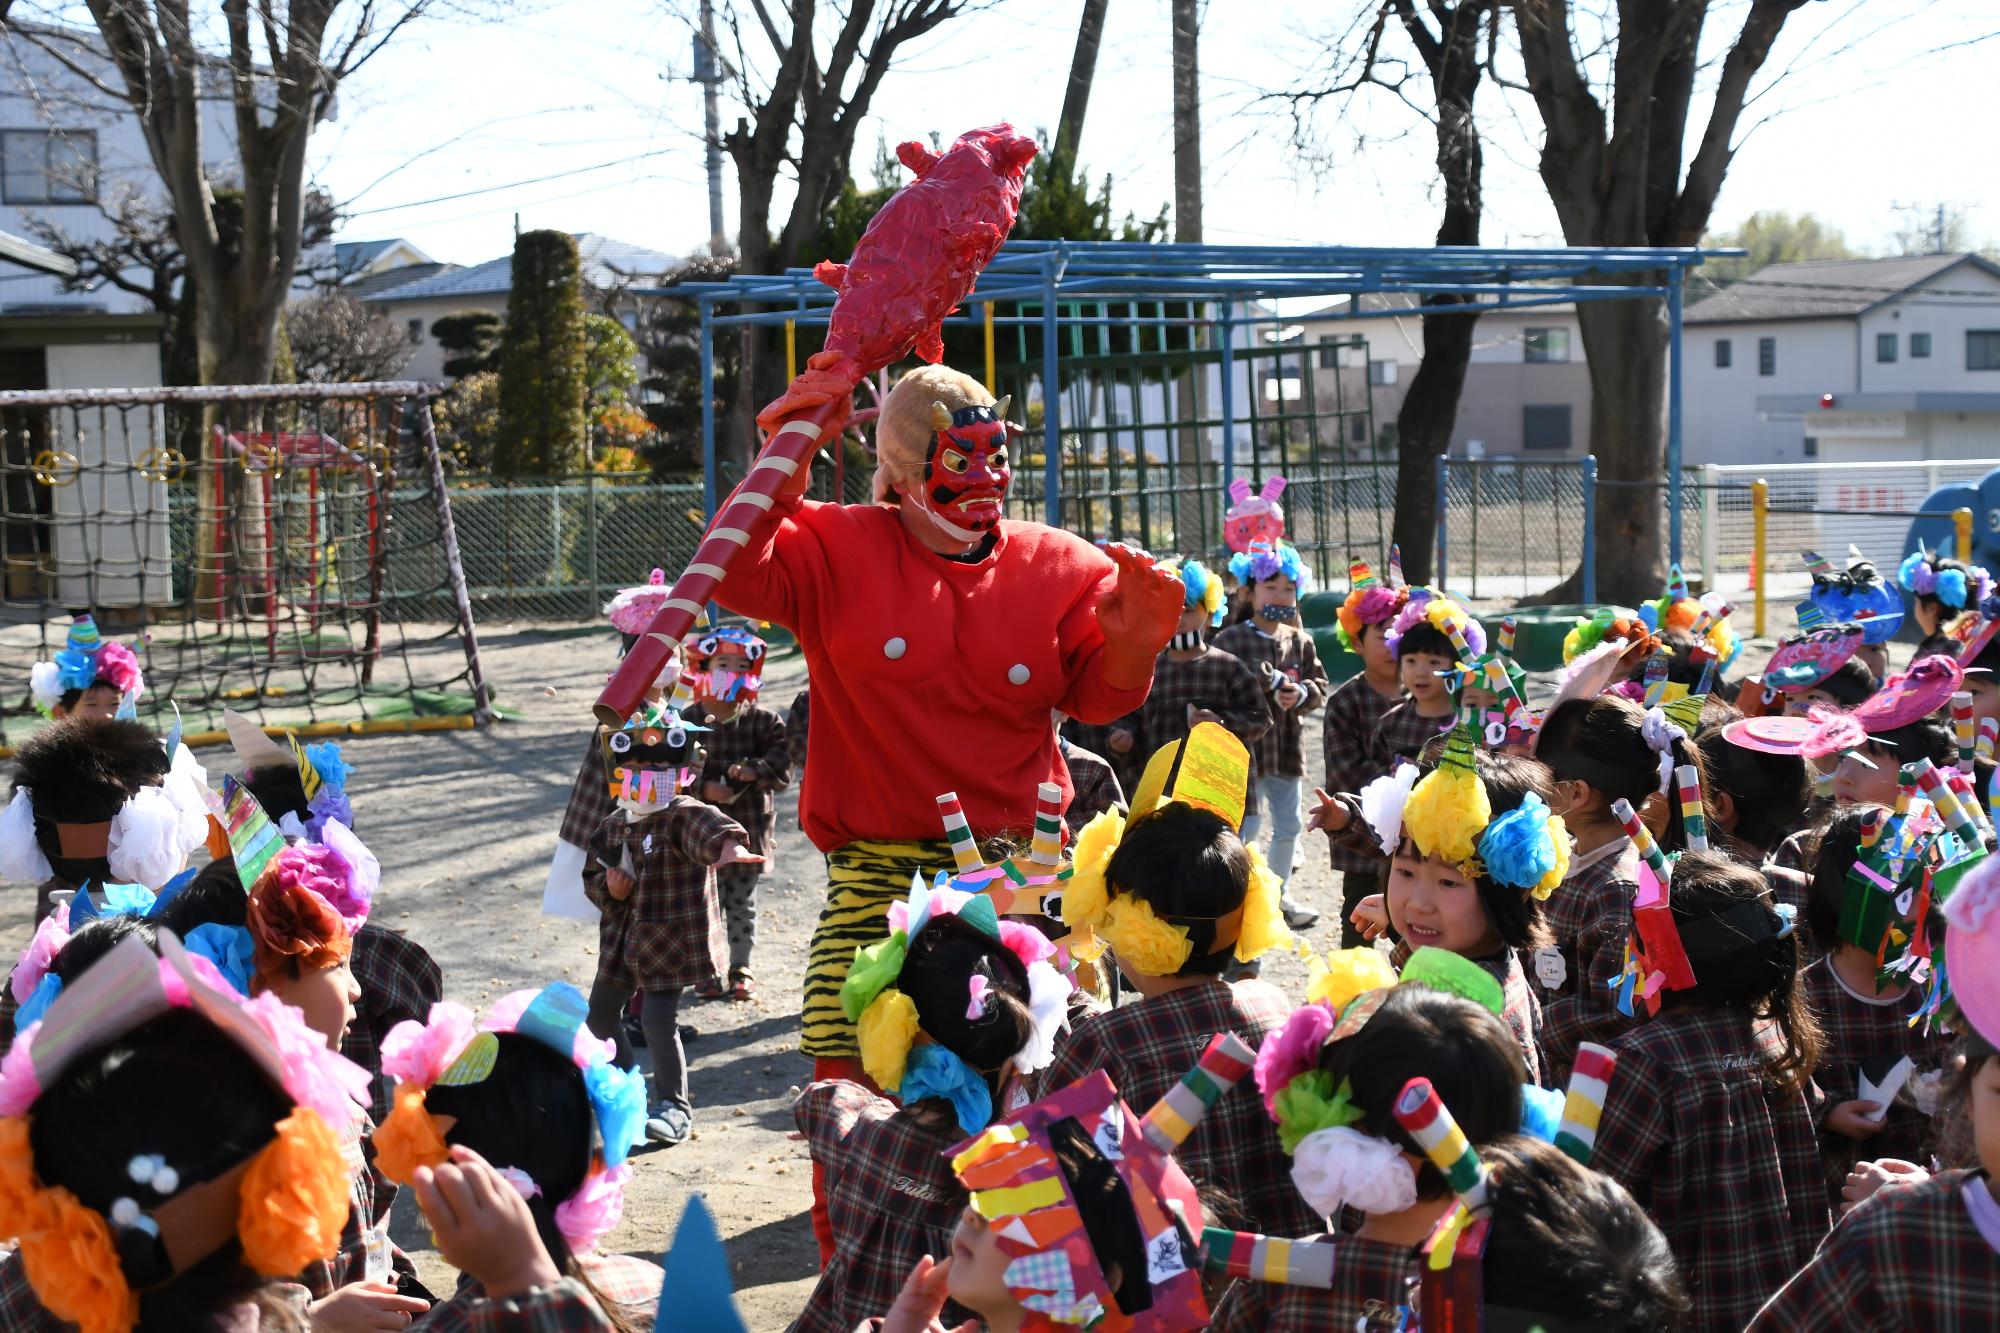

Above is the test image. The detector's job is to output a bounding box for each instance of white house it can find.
[1682,253,2000,466]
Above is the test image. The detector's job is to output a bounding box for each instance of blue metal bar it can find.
[1667,277,1684,567]
[1041,250,1062,527]
[1434,453,1450,586]
[1581,454,1599,605]
[700,299,717,523]
[1219,303,1236,496]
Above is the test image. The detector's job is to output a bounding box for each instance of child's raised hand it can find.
[413,1147,563,1301]
[1305,787,1351,834]
[1107,728,1135,754]
[702,780,735,803]
[1349,894,1388,941]
[1841,1157,1927,1213]
[878,1254,978,1333]
[605,867,636,900]
[1825,1099,1886,1140]
[717,841,766,867]
[309,1281,430,1331]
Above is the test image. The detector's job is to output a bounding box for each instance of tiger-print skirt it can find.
[801,838,957,1058]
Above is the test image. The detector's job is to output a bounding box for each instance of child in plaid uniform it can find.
[1589,853,1830,1333]
[1215,540,1330,929]
[683,690,790,1001]
[582,713,762,1147]
[1062,716,1140,801]
[1321,566,1409,947]
[1058,732,1123,829]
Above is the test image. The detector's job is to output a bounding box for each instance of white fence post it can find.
[1700,464,1720,593]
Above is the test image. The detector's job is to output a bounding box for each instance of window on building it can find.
[406,319,425,345]
[1803,436,1819,458]
[1714,339,1732,369]
[0,130,97,204]
[1524,328,1571,363]
[1758,337,1776,376]
[1523,404,1572,451]
[1969,330,2000,371]
[1368,359,1397,386]
[1876,332,1898,363]
[1912,333,1932,358]
[1317,335,1341,369]
[1350,416,1367,444]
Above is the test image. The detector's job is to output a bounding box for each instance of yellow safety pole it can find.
[1955,506,1974,562]
[1752,478,1768,639]
[784,319,798,383]
[982,303,997,392]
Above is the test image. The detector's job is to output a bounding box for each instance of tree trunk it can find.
[1054,0,1110,172]
[723,152,779,482]
[1577,291,1670,603]
[1170,0,1201,242]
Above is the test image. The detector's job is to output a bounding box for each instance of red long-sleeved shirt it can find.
[716,496,1150,851]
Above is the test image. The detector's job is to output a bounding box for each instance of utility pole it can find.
[1170,0,1202,242]
[695,0,729,257]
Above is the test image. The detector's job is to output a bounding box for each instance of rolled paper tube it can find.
[667,665,701,712]
[1948,769,1991,833]
[1392,1076,1489,1215]
[1694,649,1720,700]
[1857,806,1889,849]
[1388,543,1404,587]
[1497,617,1517,656]
[1954,693,1978,774]
[1909,760,1977,841]
[1981,717,1999,763]
[1795,601,1827,632]
[1555,1044,1618,1166]
[1688,609,1713,643]
[1442,620,1473,664]
[935,792,984,875]
[1675,764,1709,853]
[1028,781,1065,867]
[1140,1031,1255,1155]
[1349,560,1377,592]
[1609,798,1671,884]
[1200,1228,1336,1289]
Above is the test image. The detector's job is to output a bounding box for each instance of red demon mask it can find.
[921,399,1015,540]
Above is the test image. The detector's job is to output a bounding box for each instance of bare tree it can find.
[3,3,446,385]
[282,289,413,383]
[1052,0,1108,173]
[695,0,989,474]
[1169,0,1199,242]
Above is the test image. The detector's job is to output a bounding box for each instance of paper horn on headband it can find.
[1128,722,1250,832]
[224,709,294,774]
[1139,1031,1255,1155]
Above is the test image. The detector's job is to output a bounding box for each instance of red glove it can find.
[1096,544,1184,690]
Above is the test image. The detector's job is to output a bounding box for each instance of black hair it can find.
[1694,708,1811,857]
[1913,629,1962,662]
[1048,1116,1151,1316]
[154,857,251,937]
[1862,715,1954,770]
[1107,803,1249,976]
[241,766,312,826]
[1912,557,1979,624]
[29,1008,300,1331]
[1392,749,1557,950]
[1477,1136,1688,1330]
[1397,620,1454,661]
[12,718,169,884]
[1658,631,1711,688]
[51,915,157,986]
[1812,656,1878,708]
[1802,803,1884,956]
[1658,851,1820,1093]
[1317,985,1525,1201]
[899,916,1033,1093]
[1537,694,1700,851]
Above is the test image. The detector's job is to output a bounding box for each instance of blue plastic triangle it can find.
[165,703,183,757]
[658,1194,747,1333]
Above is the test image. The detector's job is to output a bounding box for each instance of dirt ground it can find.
[0,606,1817,1331]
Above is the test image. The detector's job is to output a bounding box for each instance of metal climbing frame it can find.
[648,241,1723,573]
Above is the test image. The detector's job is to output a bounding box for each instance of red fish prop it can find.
[597,124,1038,724]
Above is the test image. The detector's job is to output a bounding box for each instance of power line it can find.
[344,147,683,217]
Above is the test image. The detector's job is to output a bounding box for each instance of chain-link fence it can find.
[1437,461,1592,601]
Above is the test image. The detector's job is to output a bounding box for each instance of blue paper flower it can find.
[898,1042,993,1136]
[1520,1084,1564,1144]
[304,741,353,795]
[51,646,97,693]
[183,924,256,996]
[582,1059,649,1169]
[1938,568,1969,610]
[1476,793,1561,892]
[1900,550,1936,595]
[15,974,61,1031]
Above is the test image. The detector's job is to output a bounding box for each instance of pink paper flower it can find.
[996,920,1055,970]
[380,1002,478,1086]
[263,842,372,935]
[553,1162,632,1253]
[93,641,142,696]
[10,914,69,1003]
[0,1026,39,1117]
[1254,1002,1335,1117]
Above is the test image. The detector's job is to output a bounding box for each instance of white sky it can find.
[308,0,2000,269]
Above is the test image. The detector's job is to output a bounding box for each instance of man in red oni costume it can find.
[715,359,1180,1112]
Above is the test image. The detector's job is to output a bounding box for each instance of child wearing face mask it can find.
[1216,540,1331,932]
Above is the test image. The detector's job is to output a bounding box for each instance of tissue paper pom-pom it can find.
[1939,568,1969,609]
[26,662,62,717]
[1290,1125,1418,1219]
[1234,847,1291,963]
[1337,585,1407,653]
[1273,1070,1366,1155]
[238,1108,348,1277]
[1015,962,1072,1074]
[1899,550,1931,593]
[1,1118,137,1333]
[554,1163,632,1254]
[1358,764,1420,858]
[582,1060,649,1169]
[1945,855,2000,933]
[10,914,68,1003]
[1426,598,1486,658]
[0,789,52,886]
[373,1084,451,1186]
[247,866,352,980]
[302,741,352,793]
[313,821,377,929]
[1533,814,1571,900]
[1061,809,1124,931]
[92,641,142,697]
[1403,761,1491,868]
[1476,793,1562,893]
[996,920,1056,970]
[0,1028,41,1117]
[858,988,921,1092]
[1306,948,1398,1014]
[105,786,185,890]
[380,1002,478,1087]
[1399,946,1505,1015]
[1254,1002,1335,1113]
[839,930,908,1024]
[1100,895,1193,976]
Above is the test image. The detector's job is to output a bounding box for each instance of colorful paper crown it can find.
[27,615,145,718]
[1763,623,1864,693]
[1834,782,1981,997]
[1227,539,1310,593]
[601,702,709,804]
[1852,653,1964,734]
[1224,475,1286,554]
[1901,544,1993,612]
[0,931,365,1328]
[935,782,1072,918]
[1805,547,1903,644]
[1334,559,1408,653]
[604,568,671,636]
[949,1034,1255,1330]
[1160,557,1225,627]
[688,625,768,705]
[1647,565,1741,671]
[1060,724,1288,976]
[373,982,648,1253]
[841,873,1072,1133]
[1384,590,1487,662]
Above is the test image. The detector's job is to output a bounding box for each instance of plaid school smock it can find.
[1749,1169,2000,1331]
[682,701,790,858]
[1320,675,1406,875]
[1803,957,1950,1205]
[1205,1233,1418,1333]
[416,1253,662,1332]
[1129,647,1273,816]
[1059,738,1124,829]
[1363,700,1454,775]
[1212,621,1330,780]
[1534,837,1640,1082]
[559,728,619,853]
[345,922,444,1126]
[1764,829,1830,966]
[584,797,744,992]
[1063,717,1142,802]
[1591,1007,1831,1333]
[1040,978,1323,1239]
[792,1080,974,1333]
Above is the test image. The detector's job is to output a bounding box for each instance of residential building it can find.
[1683,253,2000,466]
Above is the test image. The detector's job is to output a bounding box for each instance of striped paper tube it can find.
[1802,549,1834,578]
[1949,768,1991,834]
[1554,1044,1618,1165]
[1392,1076,1490,1215]
[1388,543,1405,588]
[1954,693,1978,774]
[935,792,984,875]
[1441,619,1473,664]
[1497,616,1517,657]
[1980,716,1998,764]
[1795,601,1827,632]
[1675,764,1709,853]
[1989,764,2000,826]
[1349,559,1378,592]
[1140,1032,1256,1155]
[1911,760,1981,843]
[1609,798,1671,884]
[1028,782,1065,867]
[667,664,701,712]
[1200,1228,1336,1289]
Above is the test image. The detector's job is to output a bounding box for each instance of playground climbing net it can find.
[0,383,490,749]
